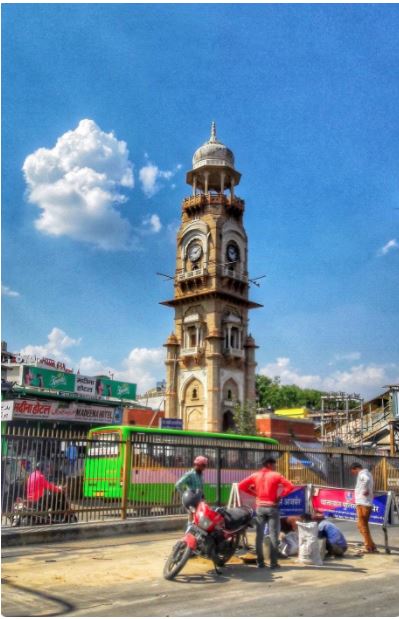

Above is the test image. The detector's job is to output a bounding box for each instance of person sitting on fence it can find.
[312,512,348,557]
[27,461,62,512]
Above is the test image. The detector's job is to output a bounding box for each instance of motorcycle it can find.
[11,488,78,527]
[163,490,254,580]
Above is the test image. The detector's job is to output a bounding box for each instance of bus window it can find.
[87,432,120,457]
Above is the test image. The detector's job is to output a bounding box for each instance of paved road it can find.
[2,522,399,616]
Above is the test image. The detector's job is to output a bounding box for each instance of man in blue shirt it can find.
[175,455,208,497]
[317,516,348,557]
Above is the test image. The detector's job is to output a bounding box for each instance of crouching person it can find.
[314,513,348,557]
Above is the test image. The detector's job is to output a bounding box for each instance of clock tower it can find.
[162,123,261,432]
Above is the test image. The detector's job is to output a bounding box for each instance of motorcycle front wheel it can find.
[163,541,191,580]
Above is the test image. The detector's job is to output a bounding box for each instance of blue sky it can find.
[2,4,399,398]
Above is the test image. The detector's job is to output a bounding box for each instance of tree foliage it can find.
[232,400,257,436]
[256,374,324,411]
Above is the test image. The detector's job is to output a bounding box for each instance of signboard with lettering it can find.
[22,367,137,401]
[311,486,390,525]
[75,375,97,397]
[1,401,14,421]
[23,366,76,392]
[230,484,308,516]
[13,398,118,425]
[94,377,136,401]
[160,418,183,430]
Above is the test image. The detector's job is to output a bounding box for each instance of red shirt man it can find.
[238,457,294,569]
[27,466,61,502]
[238,465,294,506]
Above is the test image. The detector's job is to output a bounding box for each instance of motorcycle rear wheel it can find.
[163,541,191,580]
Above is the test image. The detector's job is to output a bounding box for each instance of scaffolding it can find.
[319,392,364,447]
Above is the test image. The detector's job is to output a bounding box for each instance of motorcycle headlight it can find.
[198,515,213,530]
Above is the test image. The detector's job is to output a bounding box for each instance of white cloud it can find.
[377,239,398,256]
[260,357,322,389]
[23,119,135,250]
[329,351,361,365]
[77,346,165,395]
[117,347,165,394]
[2,285,20,298]
[20,327,165,395]
[259,357,399,399]
[139,160,181,197]
[20,327,81,363]
[142,213,162,233]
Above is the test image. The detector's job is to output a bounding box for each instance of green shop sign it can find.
[24,366,76,392]
[94,377,136,400]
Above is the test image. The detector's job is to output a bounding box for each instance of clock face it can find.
[226,243,239,263]
[188,242,202,263]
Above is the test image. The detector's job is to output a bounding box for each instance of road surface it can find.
[2,522,399,616]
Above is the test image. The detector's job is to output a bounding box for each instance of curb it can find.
[2,515,187,547]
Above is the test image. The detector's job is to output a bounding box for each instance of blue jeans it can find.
[256,506,280,566]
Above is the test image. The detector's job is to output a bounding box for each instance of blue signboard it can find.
[112,407,122,424]
[280,486,307,517]
[160,418,183,430]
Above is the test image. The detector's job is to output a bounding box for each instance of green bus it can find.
[83,425,278,507]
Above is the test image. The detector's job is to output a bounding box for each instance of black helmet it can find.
[182,489,201,512]
[35,461,44,471]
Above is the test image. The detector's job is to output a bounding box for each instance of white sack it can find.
[297,521,323,566]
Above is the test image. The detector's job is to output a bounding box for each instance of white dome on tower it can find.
[192,122,235,170]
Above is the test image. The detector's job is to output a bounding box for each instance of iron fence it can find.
[1,426,398,528]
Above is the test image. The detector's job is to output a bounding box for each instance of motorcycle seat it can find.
[222,507,252,530]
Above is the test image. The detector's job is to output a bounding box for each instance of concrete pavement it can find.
[2,522,399,617]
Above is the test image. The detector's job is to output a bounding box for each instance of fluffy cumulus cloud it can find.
[142,213,162,233]
[22,119,135,250]
[19,326,165,395]
[116,347,165,394]
[20,327,81,363]
[259,357,399,398]
[76,347,165,395]
[2,285,20,298]
[139,159,182,197]
[378,239,398,256]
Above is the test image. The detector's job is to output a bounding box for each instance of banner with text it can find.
[311,486,389,525]
[23,366,136,401]
[24,365,76,392]
[75,375,97,397]
[13,398,118,425]
[237,485,307,516]
[94,377,136,400]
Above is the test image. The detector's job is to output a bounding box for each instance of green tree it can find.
[256,374,324,410]
[232,400,257,436]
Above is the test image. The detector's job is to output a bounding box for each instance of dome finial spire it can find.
[210,121,217,142]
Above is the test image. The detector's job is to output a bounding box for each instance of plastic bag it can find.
[297,521,323,566]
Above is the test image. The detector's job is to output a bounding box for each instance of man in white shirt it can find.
[350,462,378,553]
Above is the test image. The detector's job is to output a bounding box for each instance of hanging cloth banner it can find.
[227,482,309,516]
[311,485,392,526]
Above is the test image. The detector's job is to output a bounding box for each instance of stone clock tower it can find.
[162,123,261,432]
